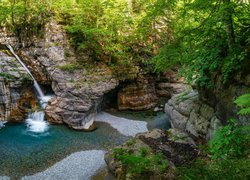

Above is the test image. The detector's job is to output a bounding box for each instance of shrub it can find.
[234,93,250,116]
[209,94,250,159]
[177,157,250,180]
[209,119,250,159]
[58,63,82,73]
[0,72,15,80]
[113,147,168,177]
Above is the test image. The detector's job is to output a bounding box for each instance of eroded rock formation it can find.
[117,70,188,111]
[156,69,187,98]
[165,90,222,139]
[17,21,118,130]
[0,49,36,122]
[118,76,158,110]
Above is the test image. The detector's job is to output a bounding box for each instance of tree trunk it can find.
[223,0,235,51]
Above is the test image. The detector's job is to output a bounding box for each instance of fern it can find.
[238,108,250,116]
[234,94,250,115]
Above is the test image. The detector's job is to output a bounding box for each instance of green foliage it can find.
[234,93,250,115]
[59,0,175,79]
[0,0,52,40]
[177,157,250,180]
[177,94,250,179]
[209,119,250,159]
[113,147,168,177]
[153,0,249,87]
[0,72,15,80]
[1,0,249,83]
[58,63,82,73]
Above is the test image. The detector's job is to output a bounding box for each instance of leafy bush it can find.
[234,93,250,116]
[177,157,250,180]
[209,119,250,159]
[113,147,168,177]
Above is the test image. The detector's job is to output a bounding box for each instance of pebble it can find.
[95,112,148,137]
[22,150,106,180]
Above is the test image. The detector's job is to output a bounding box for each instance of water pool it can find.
[0,121,128,179]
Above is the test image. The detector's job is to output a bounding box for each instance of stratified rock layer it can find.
[118,77,158,110]
[18,21,118,130]
[0,49,35,122]
[156,69,187,98]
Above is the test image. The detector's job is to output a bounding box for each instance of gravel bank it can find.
[0,176,10,180]
[96,112,148,136]
[22,150,106,180]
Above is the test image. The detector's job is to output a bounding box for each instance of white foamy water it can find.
[25,95,52,133]
[26,111,49,133]
[6,45,52,134]
[40,95,53,109]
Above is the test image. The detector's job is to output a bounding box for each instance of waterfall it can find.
[6,44,45,98]
[6,44,52,133]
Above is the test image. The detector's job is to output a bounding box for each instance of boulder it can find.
[165,90,221,139]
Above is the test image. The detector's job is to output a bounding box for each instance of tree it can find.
[153,0,249,86]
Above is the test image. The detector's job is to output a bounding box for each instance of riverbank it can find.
[22,150,106,180]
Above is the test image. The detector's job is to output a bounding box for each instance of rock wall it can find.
[0,22,188,129]
[199,70,250,124]
[117,70,188,111]
[118,76,158,110]
[17,21,118,130]
[165,66,250,139]
[0,49,36,122]
[165,90,222,139]
[156,69,187,98]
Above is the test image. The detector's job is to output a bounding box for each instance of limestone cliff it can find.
[0,48,35,122]
[16,21,118,130]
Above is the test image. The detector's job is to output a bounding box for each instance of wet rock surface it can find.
[0,49,35,122]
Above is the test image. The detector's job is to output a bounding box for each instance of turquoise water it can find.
[0,122,128,179]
